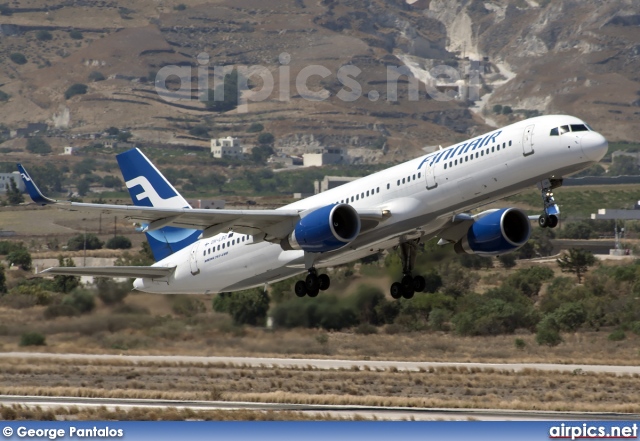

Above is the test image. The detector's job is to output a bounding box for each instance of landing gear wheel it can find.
[401,274,414,290]
[413,275,426,293]
[307,287,320,298]
[547,214,558,229]
[318,274,330,291]
[294,280,307,297]
[390,282,403,300]
[538,215,549,228]
[305,273,319,292]
[402,289,415,300]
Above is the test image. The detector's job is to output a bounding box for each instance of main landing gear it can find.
[294,268,331,298]
[389,241,427,300]
[537,179,562,229]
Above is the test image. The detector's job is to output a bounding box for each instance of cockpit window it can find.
[570,124,589,132]
[559,125,570,135]
[550,127,559,136]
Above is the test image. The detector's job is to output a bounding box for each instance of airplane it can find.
[18,114,608,299]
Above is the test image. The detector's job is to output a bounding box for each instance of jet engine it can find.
[454,208,531,255]
[281,204,361,253]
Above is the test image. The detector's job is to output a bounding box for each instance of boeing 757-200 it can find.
[18,115,607,299]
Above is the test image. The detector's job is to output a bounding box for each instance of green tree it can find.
[67,233,103,251]
[20,332,46,346]
[213,289,270,326]
[5,177,24,205]
[536,315,562,346]
[117,131,133,142]
[77,178,90,196]
[26,137,52,154]
[557,248,596,283]
[106,235,132,250]
[0,264,7,294]
[492,104,503,114]
[257,132,275,145]
[64,83,88,99]
[502,106,513,115]
[251,145,274,164]
[188,125,210,138]
[7,248,32,271]
[52,256,80,293]
[10,53,27,65]
[36,30,52,41]
[552,302,586,332]
[88,71,105,82]
[95,278,129,305]
[246,122,264,133]
[498,253,517,268]
[204,69,240,112]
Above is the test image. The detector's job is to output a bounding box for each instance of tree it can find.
[64,83,88,99]
[77,178,90,196]
[36,30,52,41]
[213,289,270,325]
[251,145,274,164]
[189,125,209,138]
[69,30,83,40]
[502,106,513,115]
[535,315,562,346]
[105,127,120,136]
[246,122,264,133]
[95,278,129,305]
[204,69,240,112]
[62,288,95,313]
[117,131,133,142]
[26,137,52,154]
[492,104,503,114]
[52,256,80,293]
[0,265,7,294]
[257,132,275,145]
[88,71,105,82]
[7,248,32,271]
[10,53,27,65]
[5,177,23,205]
[498,253,517,269]
[556,248,596,283]
[106,235,132,250]
[67,233,103,251]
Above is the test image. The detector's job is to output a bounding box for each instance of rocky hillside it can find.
[0,0,637,161]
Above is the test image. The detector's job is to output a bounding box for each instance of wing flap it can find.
[40,266,176,279]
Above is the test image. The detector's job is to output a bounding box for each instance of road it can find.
[3,352,640,375]
[1,395,636,421]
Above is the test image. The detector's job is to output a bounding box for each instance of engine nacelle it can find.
[454,208,531,255]
[281,204,361,253]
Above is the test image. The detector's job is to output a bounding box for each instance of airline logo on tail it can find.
[126,176,185,208]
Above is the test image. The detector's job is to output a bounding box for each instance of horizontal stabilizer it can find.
[40,266,175,279]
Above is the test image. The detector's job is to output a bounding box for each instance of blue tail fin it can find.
[116,148,201,261]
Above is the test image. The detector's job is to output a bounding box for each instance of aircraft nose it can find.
[581,132,608,162]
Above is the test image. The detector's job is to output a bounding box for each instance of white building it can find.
[211,136,243,159]
[303,149,343,167]
[63,146,76,155]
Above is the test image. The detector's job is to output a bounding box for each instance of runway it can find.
[2,352,640,375]
[1,395,636,421]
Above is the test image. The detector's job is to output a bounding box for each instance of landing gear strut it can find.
[294,268,331,298]
[537,179,562,229]
[389,240,427,300]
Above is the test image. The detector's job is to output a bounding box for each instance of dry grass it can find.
[1,357,639,414]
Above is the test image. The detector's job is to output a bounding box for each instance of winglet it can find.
[17,163,58,206]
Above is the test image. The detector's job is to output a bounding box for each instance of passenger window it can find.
[397,180,400,186]
[356,194,359,200]
[402,178,405,184]
[413,174,416,180]
[476,152,479,158]
[361,192,364,198]
[503,142,506,148]
[366,190,370,197]
[491,146,495,153]
[203,251,206,256]
[465,155,468,161]
[454,159,458,165]
[509,140,512,146]
[217,245,220,251]
[481,150,484,156]
[550,127,559,136]
[497,145,500,151]
[417,174,421,179]
[351,196,354,202]
[377,187,380,193]
[222,243,225,249]
[387,183,390,190]
[444,163,447,169]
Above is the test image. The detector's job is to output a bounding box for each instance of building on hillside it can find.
[303,148,344,167]
[314,176,359,194]
[0,172,26,193]
[211,136,243,159]
[63,146,77,155]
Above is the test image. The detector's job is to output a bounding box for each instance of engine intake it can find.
[281,204,361,253]
[454,208,531,255]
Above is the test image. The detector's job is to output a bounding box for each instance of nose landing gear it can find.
[537,179,562,229]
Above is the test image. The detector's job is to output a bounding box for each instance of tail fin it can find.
[117,148,201,261]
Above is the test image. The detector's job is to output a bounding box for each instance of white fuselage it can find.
[134,115,608,294]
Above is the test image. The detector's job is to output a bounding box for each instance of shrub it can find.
[498,253,517,269]
[354,323,377,335]
[172,296,206,317]
[271,295,358,331]
[0,90,10,102]
[552,302,586,332]
[257,132,275,145]
[96,278,130,305]
[246,122,264,133]
[20,332,46,346]
[188,125,209,138]
[535,315,562,346]
[26,137,52,154]
[67,233,103,251]
[515,338,526,349]
[69,30,83,40]
[10,53,27,65]
[106,235,132,250]
[36,30,52,41]
[493,104,503,114]
[214,289,270,326]
[44,304,79,319]
[502,106,512,115]
[62,288,95,314]
[174,3,186,10]
[608,329,626,341]
[64,83,88,99]
[88,71,105,82]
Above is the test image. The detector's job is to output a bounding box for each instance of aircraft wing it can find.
[40,265,175,279]
[18,164,387,240]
